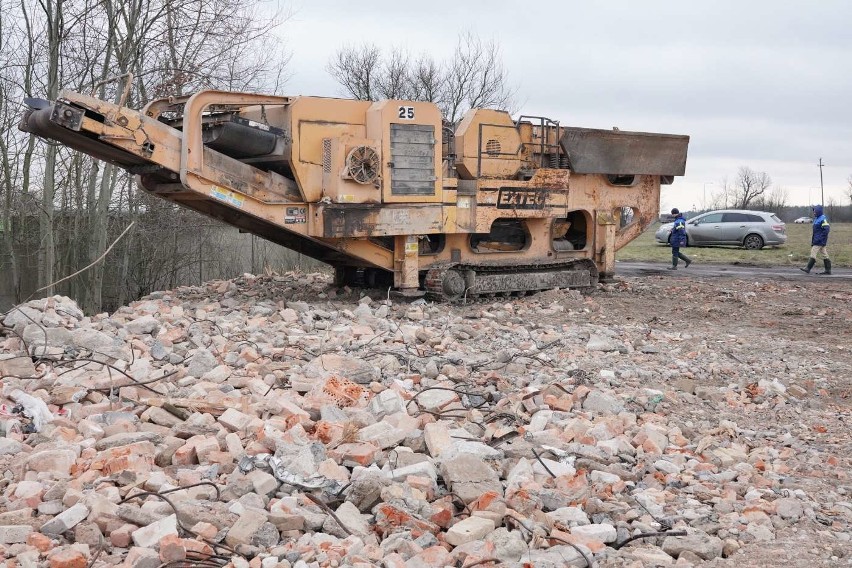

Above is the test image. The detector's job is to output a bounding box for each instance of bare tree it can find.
[755,186,789,212]
[730,166,772,209]
[708,176,730,209]
[0,80,21,300]
[846,175,852,207]
[410,55,443,103]
[375,50,413,100]
[825,196,842,222]
[1,0,293,312]
[441,32,516,122]
[143,0,290,97]
[26,0,65,295]
[327,43,381,101]
[327,32,516,123]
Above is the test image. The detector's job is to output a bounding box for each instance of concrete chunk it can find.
[0,525,33,544]
[246,470,279,496]
[219,408,255,432]
[662,532,724,560]
[445,516,495,546]
[368,389,407,418]
[424,422,452,457]
[131,514,178,548]
[440,454,503,504]
[40,503,90,536]
[570,523,617,543]
[225,509,269,547]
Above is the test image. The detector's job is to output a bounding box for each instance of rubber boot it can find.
[799,258,816,274]
[817,259,832,275]
[668,256,678,270]
[678,252,692,268]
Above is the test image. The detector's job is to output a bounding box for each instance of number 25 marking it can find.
[398,106,415,119]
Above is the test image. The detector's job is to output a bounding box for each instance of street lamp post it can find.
[818,158,825,206]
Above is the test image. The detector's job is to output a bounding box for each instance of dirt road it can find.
[616,261,852,282]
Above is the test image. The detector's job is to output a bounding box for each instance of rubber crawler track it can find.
[424,259,598,302]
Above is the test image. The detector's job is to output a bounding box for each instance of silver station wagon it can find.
[655,209,787,250]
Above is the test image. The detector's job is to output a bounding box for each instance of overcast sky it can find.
[277,0,852,211]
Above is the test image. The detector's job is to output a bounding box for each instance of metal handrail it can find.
[515,115,563,168]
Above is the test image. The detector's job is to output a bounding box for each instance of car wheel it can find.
[743,234,764,250]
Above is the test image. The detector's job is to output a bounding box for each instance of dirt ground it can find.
[587,276,852,393]
[582,275,852,566]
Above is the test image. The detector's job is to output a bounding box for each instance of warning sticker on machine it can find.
[210,186,245,209]
[285,206,307,224]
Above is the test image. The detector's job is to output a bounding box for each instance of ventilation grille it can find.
[390,124,436,196]
[322,139,332,173]
[485,139,501,155]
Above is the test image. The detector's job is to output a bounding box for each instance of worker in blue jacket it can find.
[800,204,831,275]
[668,208,692,270]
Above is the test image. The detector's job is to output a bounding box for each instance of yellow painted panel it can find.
[298,121,366,165]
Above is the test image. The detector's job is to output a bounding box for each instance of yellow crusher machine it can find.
[20,85,689,300]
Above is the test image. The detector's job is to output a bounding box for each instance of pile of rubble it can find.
[0,273,849,568]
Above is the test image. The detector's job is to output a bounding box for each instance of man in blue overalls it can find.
[668,208,692,270]
[799,204,831,275]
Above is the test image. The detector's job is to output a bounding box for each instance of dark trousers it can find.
[672,246,690,266]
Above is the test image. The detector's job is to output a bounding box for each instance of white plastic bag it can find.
[7,390,54,432]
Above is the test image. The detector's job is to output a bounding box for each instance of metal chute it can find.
[560,127,689,176]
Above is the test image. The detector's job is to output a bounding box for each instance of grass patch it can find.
[616,222,852,268]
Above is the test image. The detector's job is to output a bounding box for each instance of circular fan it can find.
[345,146,380,185]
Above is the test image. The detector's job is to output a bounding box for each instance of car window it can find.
[746,214,765,223]
[771,214,783,223]
[698,213,723,223]
[722,213,749,222]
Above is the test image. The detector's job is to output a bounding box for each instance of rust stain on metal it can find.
[21,88,688,295]
[528,168,572,190]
